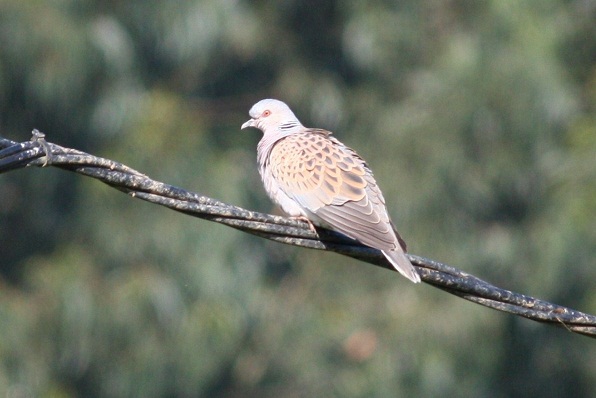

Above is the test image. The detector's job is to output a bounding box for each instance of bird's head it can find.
[241,99,302,134]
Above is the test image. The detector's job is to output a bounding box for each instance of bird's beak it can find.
[241,119,255,130]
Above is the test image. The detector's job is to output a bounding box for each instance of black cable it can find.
[1,134,594,338]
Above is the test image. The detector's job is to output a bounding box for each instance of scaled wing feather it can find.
[269,129,401,251]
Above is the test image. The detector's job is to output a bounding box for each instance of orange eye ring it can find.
[262,110,271,117]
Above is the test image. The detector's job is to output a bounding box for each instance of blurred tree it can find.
[0,0,594,397]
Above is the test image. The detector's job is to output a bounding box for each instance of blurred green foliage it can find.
[0,0,595,397]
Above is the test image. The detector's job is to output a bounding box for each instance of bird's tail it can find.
[382,250,421,283]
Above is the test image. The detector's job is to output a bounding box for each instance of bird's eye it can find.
[262,110,271,117]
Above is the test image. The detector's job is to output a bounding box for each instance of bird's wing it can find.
[268,129,406,251]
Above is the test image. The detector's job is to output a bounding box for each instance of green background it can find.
[0,0,594,396]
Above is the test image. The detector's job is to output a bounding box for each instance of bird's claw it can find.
[291,216,317,233]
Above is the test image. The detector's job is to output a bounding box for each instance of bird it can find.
[241,99,420,283]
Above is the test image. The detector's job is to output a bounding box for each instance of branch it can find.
[1,132,595,338]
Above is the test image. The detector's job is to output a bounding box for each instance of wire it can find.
[1,133,595,338]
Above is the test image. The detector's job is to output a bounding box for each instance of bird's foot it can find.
[290,215,317,233]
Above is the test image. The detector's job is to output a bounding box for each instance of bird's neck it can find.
[257,132,285,166]
[257,120,302,157]
[256,124,301,166]
[278,121,301,131]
